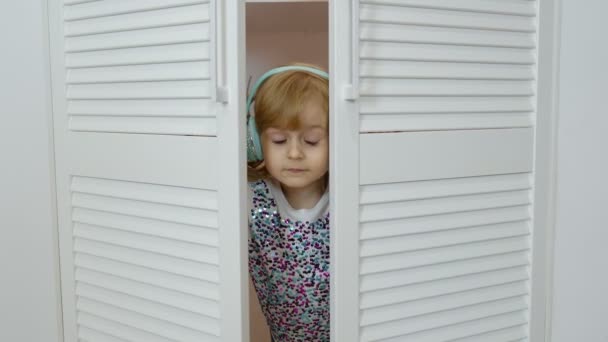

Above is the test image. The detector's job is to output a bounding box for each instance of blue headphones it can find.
[247,65,329,163]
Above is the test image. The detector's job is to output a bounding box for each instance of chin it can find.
[279,179,312,189]
[279,175,326,190]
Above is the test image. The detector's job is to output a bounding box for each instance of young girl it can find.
[246,64,330,342]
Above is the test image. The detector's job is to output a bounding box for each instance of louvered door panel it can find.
[70,178,221,342]
[332,0,540,341]
[50,1,245,341]
[357,132,534,341]
[359,174,532,341]
[358,1,537,132]
[63,0,216,135]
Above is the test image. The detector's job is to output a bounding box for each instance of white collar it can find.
[267,178,329,222]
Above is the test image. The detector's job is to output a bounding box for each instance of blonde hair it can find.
[247,63,329,182]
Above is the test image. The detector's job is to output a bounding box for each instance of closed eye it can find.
[272,139,286,145]
[305,140,319,146]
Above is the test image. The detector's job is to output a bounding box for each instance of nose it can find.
[287,140,304,159]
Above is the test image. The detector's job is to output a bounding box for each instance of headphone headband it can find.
[246,65,329,163]
[246,65,329,116]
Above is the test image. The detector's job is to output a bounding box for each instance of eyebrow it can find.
[267,125,327,132]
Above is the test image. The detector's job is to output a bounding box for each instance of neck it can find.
[280,178,326,210]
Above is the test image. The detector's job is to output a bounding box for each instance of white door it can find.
[48,1,247,341]
[331,1,545,341]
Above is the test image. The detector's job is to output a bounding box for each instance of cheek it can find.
[261,141,281,169]
[311,144,329,167]
[260,138,275,157]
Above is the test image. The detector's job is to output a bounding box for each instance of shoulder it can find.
[247,179,275,213]
[248,179,271,199]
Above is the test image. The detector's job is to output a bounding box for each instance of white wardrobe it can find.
[48,0,558,341]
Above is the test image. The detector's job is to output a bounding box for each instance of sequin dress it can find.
[248,179,330,342]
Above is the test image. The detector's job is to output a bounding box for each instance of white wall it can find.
[552,0,608,341]
[247,32,328,88]
[245,1,328,85]
[0,1,62,341]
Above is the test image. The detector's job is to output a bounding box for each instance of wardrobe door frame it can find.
[530,0,561,340]
[220,1,249,341]
[329,0,360,341]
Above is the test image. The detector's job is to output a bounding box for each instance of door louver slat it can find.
[63,1,215,135]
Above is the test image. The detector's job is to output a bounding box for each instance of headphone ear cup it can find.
[247,115,263,162]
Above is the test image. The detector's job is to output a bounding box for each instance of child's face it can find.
[261,100,328,191]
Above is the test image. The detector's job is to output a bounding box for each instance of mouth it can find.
[286,168,306,173]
